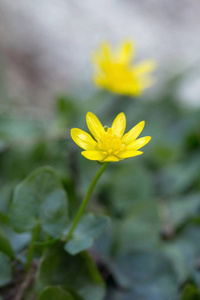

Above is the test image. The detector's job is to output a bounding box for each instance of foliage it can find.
[0,74,200,299]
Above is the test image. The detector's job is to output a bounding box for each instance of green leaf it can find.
[162,225,200,284]
[39,286,74,300]
[0,211,30,254]
[117,200,162,254]
[10,166,68,237]
[168,193,200,228]
[64,213,110,255]
[161,240,192,284]
[40,189,68,237]
[0,251,12,287]
[109,250,177,299]
[180,284,200,300]
[37,245,105,300]
[0,230,15,259]
[107,163,153,215]
[0,182,13,214]
[158,160,200,197]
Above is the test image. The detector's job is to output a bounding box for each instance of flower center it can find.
[97,128,126,156]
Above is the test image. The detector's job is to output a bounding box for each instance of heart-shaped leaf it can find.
[37,245,105,300]
[109,250,177,299]
[10,166,68,237]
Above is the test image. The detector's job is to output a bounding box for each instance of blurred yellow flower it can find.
[71,112,151,162]
[92,41,156,96]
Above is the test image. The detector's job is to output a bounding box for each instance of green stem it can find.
[25,223,40,272]
[66,162,109,240]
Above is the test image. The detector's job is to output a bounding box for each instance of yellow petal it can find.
[117,150,143,159]
[118,41,134,64]
[92,43,111,65]
[133,60,156,76]
[103,155,119,162]
[71,128,97,150]
[94,75,108,87]
[101,43,111,60]
[111,112,126,138]
[122,121,145,145]
[86,112,104,141]
[81,151,106,161]
[127,136,151,151]
[92,40,156,96]
[116,80,141,96]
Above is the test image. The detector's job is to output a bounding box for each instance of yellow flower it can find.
[71,112,151,162]
[92,41,156,96]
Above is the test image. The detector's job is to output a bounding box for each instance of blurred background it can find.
[0,0,200,107]
[1,1,200,300]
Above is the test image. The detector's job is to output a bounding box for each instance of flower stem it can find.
[66,162,109,240]
[25,223,40,272]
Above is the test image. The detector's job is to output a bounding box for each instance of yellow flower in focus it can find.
[71,112,151,162]
[92,41,156,96]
